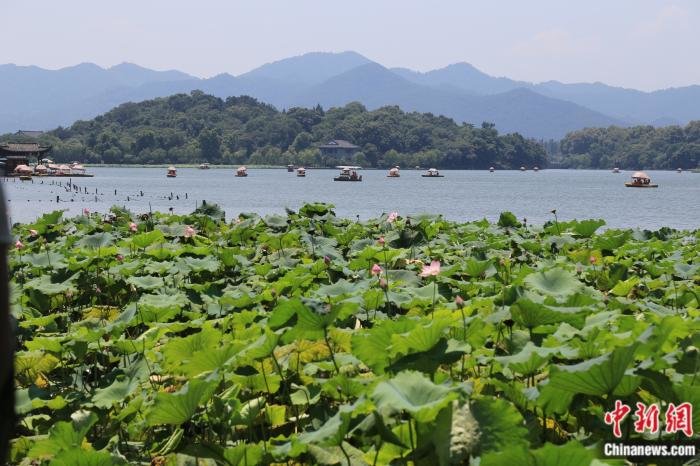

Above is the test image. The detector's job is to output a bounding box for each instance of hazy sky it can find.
[1,0,697,91]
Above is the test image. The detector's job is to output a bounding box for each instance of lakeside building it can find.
[0,143,52,176]
[318,139,359,158]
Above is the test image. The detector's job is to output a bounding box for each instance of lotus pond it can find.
[8,204,700,465]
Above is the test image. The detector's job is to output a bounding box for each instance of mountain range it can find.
[2,51,699,139]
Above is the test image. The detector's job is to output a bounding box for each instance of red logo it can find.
[604,401,694,438]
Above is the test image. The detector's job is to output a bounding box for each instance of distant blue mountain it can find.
[1,51,699,138]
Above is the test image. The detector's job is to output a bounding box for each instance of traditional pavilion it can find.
[0,142,52,175]
[318,140,359,158]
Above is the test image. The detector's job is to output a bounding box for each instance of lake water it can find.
[2,168,699,230]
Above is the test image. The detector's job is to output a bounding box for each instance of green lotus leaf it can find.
[24,274,77,296]
[524,268,582,297]
[137,292,188,322]
[496,342,557,376]
[570,219,606,238]
[548,343,638,396]
[315,279,359,298]
[351,318,417,373]
[511,298,583,329]
[372,371,458,423]
[77,232,114,249]
[19,251,67,269]
[92,359,148,408]
[531,441,595,466]
[263,214,289,229]
[130,229,165,248]
[222,443,265,466]
[609,276,639,296]
[27,410,98,459]
[146,377,218,426]
[126,275,164,291]
[471,397,529,453]
[497,211,521,228]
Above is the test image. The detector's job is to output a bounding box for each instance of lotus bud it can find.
[29,229,38,237]
[550,209,556,215]
[15,240,23,250]
[116,254,124,262]
[589,255,597,265]
[371,264,383,276]
[184,225,196,238]
[378,236,385,246]
[129,222,138,232]
[576,263,583,274]
[65,290,73,299]
[83,208,90,216]
[379,278,388,290]
[324,255,331,265]
[455,295,465,308]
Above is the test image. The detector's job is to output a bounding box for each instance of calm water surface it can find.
[3,168,699,230]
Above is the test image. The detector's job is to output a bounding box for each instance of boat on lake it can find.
[421,168,444,178]
[334,166,362,182]
[612,167,620,173]
[533,166,539,172]
[287,164,295,172]
[387,166,400,177]
[489,166,495,172]
[625,171,657,188]
[166,166,177,177]
[677,167,682,173]
[199,163,210,170]
[296,167,306,177]
[520,166,526,171]
[236,166,248,177]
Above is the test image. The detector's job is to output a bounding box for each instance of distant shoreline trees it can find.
[556,122,700,169]
[0,91,546,169]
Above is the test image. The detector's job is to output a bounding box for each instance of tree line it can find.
[554,122,700,169]
[1,91,547,169]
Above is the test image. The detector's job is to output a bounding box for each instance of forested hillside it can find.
[1,91,547,169]
[558,121,700,169]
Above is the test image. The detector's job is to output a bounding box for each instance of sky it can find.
[1,0,698,91]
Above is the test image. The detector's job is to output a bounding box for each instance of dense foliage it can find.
[1,91,547,169]
[8,204,699,465]
[558,122,700,169]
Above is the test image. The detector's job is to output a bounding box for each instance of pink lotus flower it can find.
[589,256,597,265]
[371,264,383,276]
[378,236,385,246]
[29,229,38,237]
[15,240,24,250]
[184,225,196,238]
[129,222,138,232]
[387,211,399,223]
[420,260,441,277]
[455,295,465,308]
[115,254,124,262]
[83,208,90,216]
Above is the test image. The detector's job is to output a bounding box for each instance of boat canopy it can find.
[336,165,362,170]
[34,165,48,172]
[427,168,439,173]
[632,171,650,179]
[168,166,177,171]
[14,164,32,173]
[389,167,399,174]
